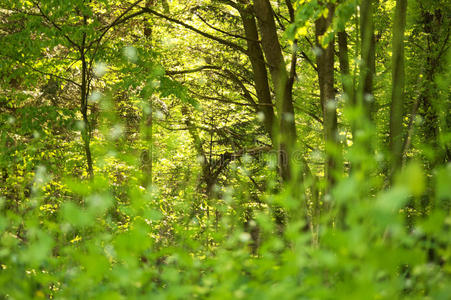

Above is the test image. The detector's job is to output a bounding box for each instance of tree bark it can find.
[389,0,407,180]
[359,0,376,119]
[338,29,356,135]
[253,0,296,181]
[141,99,153,187]
[80,33,94,178]
[338,30,352,100]
[238,7,276,141]
[418,7,450,167]
[141,12,153,187]
[315,2,339,190]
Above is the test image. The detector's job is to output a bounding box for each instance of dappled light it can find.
[0,0,450,298]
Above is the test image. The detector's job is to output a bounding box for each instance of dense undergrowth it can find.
[1,100,450,299]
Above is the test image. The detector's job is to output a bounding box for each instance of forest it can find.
[0,0,450,298]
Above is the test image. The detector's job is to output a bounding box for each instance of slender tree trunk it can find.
[389,0,407,180]
[315,2,339,191]
[337,30,351,228]
[141,20,153,187]
[338,28,357,140]
[141,98,153,187]
[359,0,376,119]
[350,0,377,171]
[80,35,93,177]
[338,30,353,103]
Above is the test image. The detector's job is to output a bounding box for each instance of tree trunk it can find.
[419,8,450,167]
[348,0,376,170]
[315,2,339,191]
[80,36,93,178]
[338,28,357,140]
[239,7,276,141]
[141,15,153,187]
[389,0,407,180]
[253,0,296,181]
[338,30,353,103]
[141,99,153,187]
[359,0,376,119]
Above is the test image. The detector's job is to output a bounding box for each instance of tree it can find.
[314,1,340,192]
[1,0,148,177]
[390,0,407,180]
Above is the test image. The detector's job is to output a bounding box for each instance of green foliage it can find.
[0,0,450,299]
[1,161,450,298]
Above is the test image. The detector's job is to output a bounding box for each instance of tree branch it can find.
[195,13,257,42]
[300,50,317,72]
[188,89,257,107]
[33,1,81,49]
[88,0,146,49]
[166,65,221,75]
[285,0,295,22]
[141,7,248,54]
[167,64,259,108]
[1,54,82,87]
[212,70,257,107]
